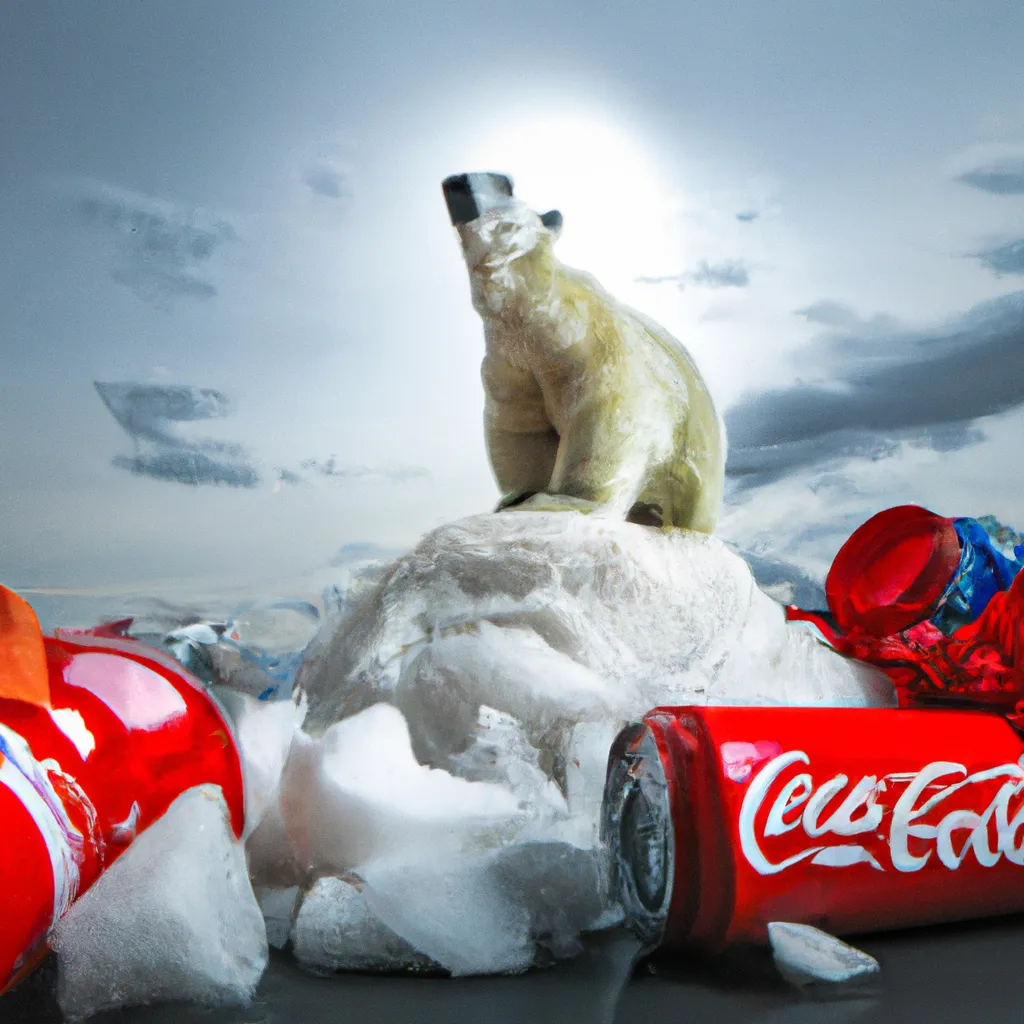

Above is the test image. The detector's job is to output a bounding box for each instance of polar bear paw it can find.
[497,492,604,516]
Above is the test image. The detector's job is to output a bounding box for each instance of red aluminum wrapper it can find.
[602,706,1024,953]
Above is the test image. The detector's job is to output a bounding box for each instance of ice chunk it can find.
[768,922,880,988]
[558,720,626,848]
[291,875,436,974]
[448,705,568,826]
[395,620,622,766]
[50,785,268,1020]
[278,703,532,880]
[356,852,535,976]
[347,843,610,975]
[273,702,619,973]
[489,842,608,960]
[254,885,301,950]
[211,687,304,837]
[224,598,320,653]
[245,791,305,888]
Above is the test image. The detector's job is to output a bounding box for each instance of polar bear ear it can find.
[540,209,563,239]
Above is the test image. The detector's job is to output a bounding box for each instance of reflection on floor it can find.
[5,917,1024,1024]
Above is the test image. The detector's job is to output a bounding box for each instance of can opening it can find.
[602,725,674,948]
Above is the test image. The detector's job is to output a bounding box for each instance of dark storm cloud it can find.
[112,452,261,488]
[96,381,261,487]
[972,238,1024,276]
[636,259,751,290]
[956,159,1024,196]
[725,291,1024,488]
[302,160,354,200]
[71,180,235,306]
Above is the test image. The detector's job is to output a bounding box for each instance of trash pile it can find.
[7,166,1024,1021]
[2,510,900,1019]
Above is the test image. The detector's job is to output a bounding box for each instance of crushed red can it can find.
[602,705,1024,953]
[0,598,245,994]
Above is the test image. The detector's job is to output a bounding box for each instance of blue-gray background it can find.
[4,0,1024,604]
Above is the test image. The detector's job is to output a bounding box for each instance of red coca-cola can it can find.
[601,706,1024,953]
[0,629,246,993]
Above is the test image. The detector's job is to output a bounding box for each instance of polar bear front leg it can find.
[482,351,561,508]
[515,399,650,519]
[486,419,560,509]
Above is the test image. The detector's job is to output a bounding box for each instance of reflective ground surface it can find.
[4,915,1024,1024]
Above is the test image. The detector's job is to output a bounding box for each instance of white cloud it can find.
[65,178,237,307]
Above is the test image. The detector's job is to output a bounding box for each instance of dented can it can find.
[602,706,1024,953]
[1,632,245,992]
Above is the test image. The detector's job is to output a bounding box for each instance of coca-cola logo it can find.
[737,750,1024,875]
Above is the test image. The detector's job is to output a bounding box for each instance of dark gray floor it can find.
[4,917,1024,1024]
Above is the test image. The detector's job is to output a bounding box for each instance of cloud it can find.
[302,160,354,200]
[110,266,218,303]
[948,143,1024,195]
[635,273,687,287]
[112,452,261,488]
[735,210,760,223]
[96,384,430,492]
[636,259,751,290]
[795,301,900,333]
[69,180,235,306]
[94,382,241,453]
[725,291,1024,489]
[972,238,1024,276]
[96,381,260,487]
[958,166,1024,195]
[950,149,1024,195]
[297,456,429,484]
[689,260,750,288]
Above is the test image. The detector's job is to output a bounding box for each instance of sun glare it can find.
[449,106,688,295]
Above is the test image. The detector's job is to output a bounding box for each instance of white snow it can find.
[47,510,897,1015]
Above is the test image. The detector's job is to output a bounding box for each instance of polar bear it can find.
[443,172,725,533]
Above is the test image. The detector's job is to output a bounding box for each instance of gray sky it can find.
[3,0,1024,598]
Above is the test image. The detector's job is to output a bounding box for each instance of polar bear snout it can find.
[442,171,515,225]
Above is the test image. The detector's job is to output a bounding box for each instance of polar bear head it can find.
[443,172,564,321]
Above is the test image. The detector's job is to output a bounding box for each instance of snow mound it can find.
[297,512,893,744]
[268,513,893,974]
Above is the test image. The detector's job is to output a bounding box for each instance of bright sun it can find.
[448,105,687,295]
